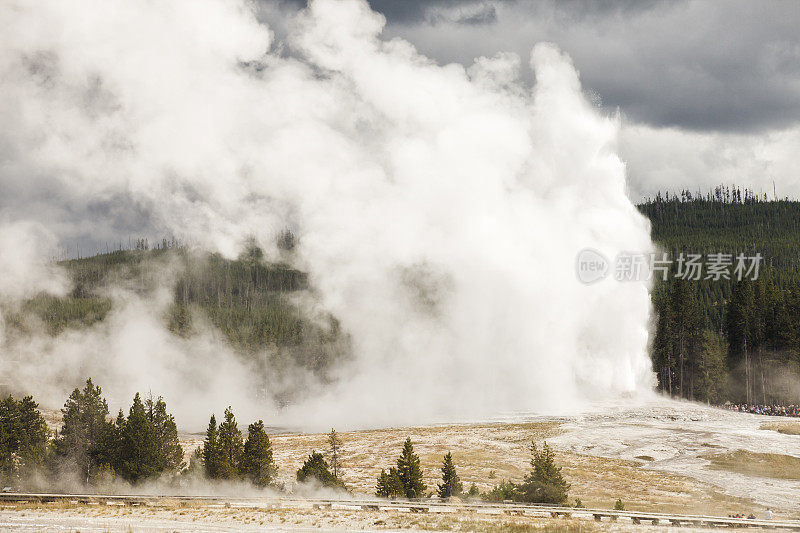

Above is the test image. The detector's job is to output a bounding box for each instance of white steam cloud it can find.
[0,0,654,429]
[0,221,68,301]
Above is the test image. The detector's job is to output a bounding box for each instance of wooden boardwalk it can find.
[1,492,798,530]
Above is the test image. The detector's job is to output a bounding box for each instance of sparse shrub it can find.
[483,480,519,502]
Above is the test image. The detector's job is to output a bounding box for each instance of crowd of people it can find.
[722,403,800,417]
[727,509,773,521]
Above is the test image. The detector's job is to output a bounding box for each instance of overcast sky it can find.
[2,0,798,258]
[263,0,800,200]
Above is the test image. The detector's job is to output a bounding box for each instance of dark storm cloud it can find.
[368,0,498,24]
[259,0,800,134]
[389,0,800,133]
[264,0,502,24]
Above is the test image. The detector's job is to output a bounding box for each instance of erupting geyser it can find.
[0,0,655,429]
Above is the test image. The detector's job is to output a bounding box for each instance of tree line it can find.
[1,379,571,506]
[4,239,349,407]
[653,274,800,404]
[0,379,183,487]
[646,195,800,404]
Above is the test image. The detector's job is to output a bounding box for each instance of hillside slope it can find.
[4,194,799,405]
[640,193,800,404]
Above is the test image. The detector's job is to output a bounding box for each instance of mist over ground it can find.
[0,0,655,430]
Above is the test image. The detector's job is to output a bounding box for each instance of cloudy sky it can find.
[264,0,800,200]
[1,0,798,258]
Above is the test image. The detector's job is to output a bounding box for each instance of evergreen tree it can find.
[668,279,703,399]
[519,441,570,504]
[652,278,704,399]
[327,429,343,479]
[217,407,244,479]
[54,378,112,483]
[16,396,49,474]
[652,295,674,396]
[693,330,728,403]
[296,451,345,489]
[239,420,277,487]
[437,452,462,498]
[376,467,404,498]
[117,393,160,483]
[388,467,404,497]
[376,469,391,497]
[0,396,49,485]
[145,395,184,471]
[94,409,125,472]
[202,414,224,479]
[396,438,426,498]
[727,280,755,402]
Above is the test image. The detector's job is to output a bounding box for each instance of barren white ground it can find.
[544,399,800,512]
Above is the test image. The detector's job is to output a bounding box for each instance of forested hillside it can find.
[640,187,800,405]
[4,187,799,407]
[2,239,349,403]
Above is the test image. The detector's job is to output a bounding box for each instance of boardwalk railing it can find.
[1,493,798,530]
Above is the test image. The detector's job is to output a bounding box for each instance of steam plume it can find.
[0,0,655,429]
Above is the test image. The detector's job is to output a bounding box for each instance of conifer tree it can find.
[0,395,49,484]
[296,451,345,489]
[327,429,342,479]
[437,452,462,498]
[54,378,112,483]
[117,393,160,483]
[396,438,426,498]
[519,441,570,504]
[145,395,184,471]
[95,409,125,472]
[694,330,728,403]
[388,467,404,497]
[668,279,703,399]
[202,414,224,479]
[239,420,277,487]
[375,467,404,498]
[16,396,49,473]
[376,469,391,497]
[727,280,755,402]
[217,407,244,479]
[0,415,8,483]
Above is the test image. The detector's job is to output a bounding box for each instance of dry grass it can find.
[0,502,608,532]
[761,421,800,436]
[702,449,800,481]
[244,421,758,516]
[0,502,686,532]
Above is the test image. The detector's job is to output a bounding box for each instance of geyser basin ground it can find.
[176,398,800,518]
